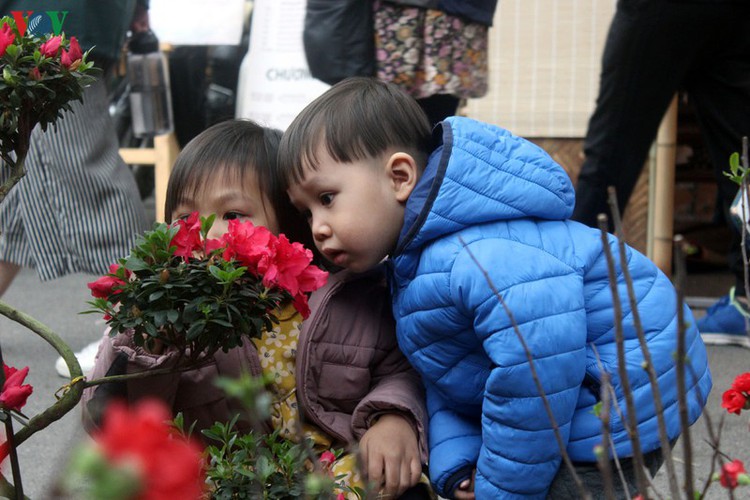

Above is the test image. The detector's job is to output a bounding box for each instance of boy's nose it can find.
[312,219,331,242]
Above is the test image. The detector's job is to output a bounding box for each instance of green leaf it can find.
[125,255,150,272]
[186,320,206,340]
[148,290,165,302]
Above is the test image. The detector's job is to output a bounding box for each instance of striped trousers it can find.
[0,79,149,280]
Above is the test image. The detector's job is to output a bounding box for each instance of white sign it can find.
[234,0,330,131]
[149,0,245,46]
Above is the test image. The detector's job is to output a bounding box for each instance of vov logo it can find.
[10,10,69,37]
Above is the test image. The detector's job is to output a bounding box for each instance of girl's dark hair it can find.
[164,119,314,253]
[278,77,432,186]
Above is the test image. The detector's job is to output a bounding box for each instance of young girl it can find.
[81,119,430,499]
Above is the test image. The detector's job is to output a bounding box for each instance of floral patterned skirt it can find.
[373,1,490,100]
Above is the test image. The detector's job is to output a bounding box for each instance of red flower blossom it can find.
[720,459,746,489]
[95,399,205,500]
[0,364,33,411]
[0,22,15,57]
[221,219,274,271]
[39,35,62,57]
[170,212,204,259]
[319,450,336,468]
[88,263,129,300]
[732,372,750,393]
[61,36,82,68]
[722,389,747,415]
[29,66,42,80]
[261,235,326,294]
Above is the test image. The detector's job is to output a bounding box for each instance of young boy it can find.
[279,77,712,499]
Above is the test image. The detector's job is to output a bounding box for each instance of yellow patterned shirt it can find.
[251,303,364,497]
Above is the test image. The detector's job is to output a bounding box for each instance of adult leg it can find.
[573,0,696,228]
[688,1,750,342]
[685,1,750,296]
[0,261,20,298]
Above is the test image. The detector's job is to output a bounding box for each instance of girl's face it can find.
[170,170,279,238]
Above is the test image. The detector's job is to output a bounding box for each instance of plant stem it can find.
[0,300,83,446]
[606,188,680,499]
[673,235,694,498]
[596,214,650,496]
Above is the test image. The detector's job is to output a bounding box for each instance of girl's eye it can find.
[319,193,334,206]
[176,213,191,221]
[223,211,246,221]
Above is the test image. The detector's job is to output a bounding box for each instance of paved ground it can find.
[0,250,748,498]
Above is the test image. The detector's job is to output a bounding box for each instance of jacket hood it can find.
[396,117,575,255]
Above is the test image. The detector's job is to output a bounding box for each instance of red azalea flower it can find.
[39,35,62,57]
[260,235,314,294]
[88,263,129,299]
[0,22,15,57]
[292,292,312,320]
[221,219,274,271]
[720,459,746,489]
[319,450,336,468]
[61,36,82,67]
[95,399,205,500]
[170,212,203,259]
[0,441,7,463]
[722,388,747,415]
[732,372,750,393]
[29,66,42,80]
[0,364,33,411]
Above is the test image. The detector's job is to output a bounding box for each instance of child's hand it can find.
[454,469,476,500]
[359,413,422,498]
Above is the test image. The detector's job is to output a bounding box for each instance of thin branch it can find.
[459,237,590,499]
[741,137,750,339]
[0,300,83,446]
[673,235,694,497]
[0,159,26,204]
[597,370,616,500]
[596,214,650,496]
[606,188,680,499]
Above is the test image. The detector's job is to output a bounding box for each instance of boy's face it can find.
[287,145,417,273]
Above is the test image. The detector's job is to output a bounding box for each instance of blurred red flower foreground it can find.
[93,399,205,500]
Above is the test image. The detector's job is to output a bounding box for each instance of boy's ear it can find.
[385,152,418,202]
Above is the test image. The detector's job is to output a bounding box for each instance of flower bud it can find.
[641,361,649,370]
[130,305,142,318]
[159,269,170,284]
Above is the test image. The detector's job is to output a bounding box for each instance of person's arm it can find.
[424,379,482,499]
[81,329,183,432]
[451,237,588,498]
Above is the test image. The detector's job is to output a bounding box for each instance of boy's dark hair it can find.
[278,77,433,185]
[164,119,313,253]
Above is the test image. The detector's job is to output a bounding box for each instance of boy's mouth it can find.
[323,249,346,266]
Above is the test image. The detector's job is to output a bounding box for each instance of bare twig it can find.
[596,214,650,496]
[673,235,695,497]
[459,237,590,499]
[606,188,680,499]
[0,300,83,446]
[741,137,750,339]
[597,370,616,500]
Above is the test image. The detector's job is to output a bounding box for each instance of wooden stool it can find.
[119,132,180,222]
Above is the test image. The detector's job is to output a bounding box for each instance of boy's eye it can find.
[319,193,334,206]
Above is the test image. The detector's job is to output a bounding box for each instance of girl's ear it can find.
[385,152,419,203]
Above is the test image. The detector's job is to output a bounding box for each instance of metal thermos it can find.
[127,30,174,137]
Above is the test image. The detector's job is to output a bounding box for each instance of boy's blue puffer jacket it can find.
[389,117,712,499]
